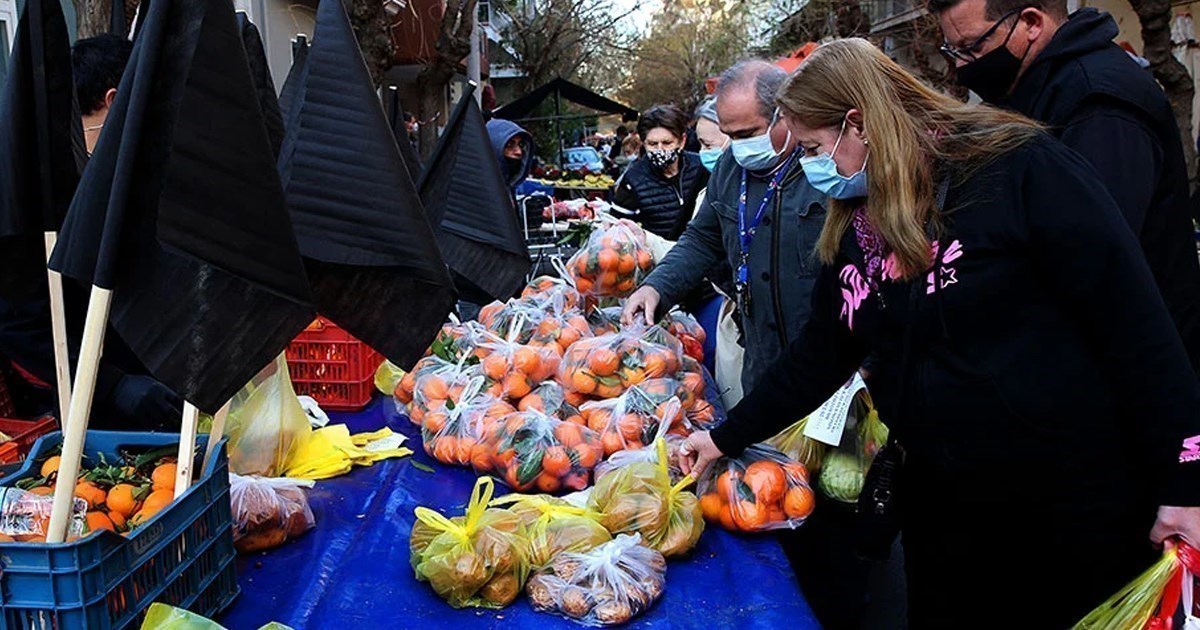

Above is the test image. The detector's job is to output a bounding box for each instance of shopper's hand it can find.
[621,285,661,327]
[678,431,723,479]
[113,374,184,431]
[1150,506,1200,549]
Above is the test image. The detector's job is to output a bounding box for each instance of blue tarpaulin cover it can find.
[219,397,818,629]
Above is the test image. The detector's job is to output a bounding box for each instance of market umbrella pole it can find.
[44,232,72,423]
[173,402,200,499]
[46,286,111,542]
[199,399,230,482]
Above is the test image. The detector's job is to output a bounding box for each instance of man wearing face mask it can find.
[933,0,1200,374]
[486,118,535,207]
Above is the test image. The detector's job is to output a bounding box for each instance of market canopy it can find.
[492,77,638,122]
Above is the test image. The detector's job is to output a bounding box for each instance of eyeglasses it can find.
[939,6,1029,64]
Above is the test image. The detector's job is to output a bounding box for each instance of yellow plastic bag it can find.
[1074,546,1183,630]
[374,360,406,396]
[410,476,531,609]
[224,355,313,476]
[766,416,827,475]
[140,602,293,629]
[587,439,703,558]
[491,493,611,568]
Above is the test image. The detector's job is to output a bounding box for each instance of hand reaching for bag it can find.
[678,431,724,479]
[621,286,661,327]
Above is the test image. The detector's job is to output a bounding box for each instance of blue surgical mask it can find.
[730,110,791,172]
[699,146,724,172]
[799,118,868,200]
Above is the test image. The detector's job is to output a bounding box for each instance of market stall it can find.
[219,398,819,629]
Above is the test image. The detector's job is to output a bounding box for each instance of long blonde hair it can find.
[777,38,1042,278]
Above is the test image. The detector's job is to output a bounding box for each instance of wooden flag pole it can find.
[43,232,72,427]
[199,399,230,477]
[173,402,200,500]
[46,286,112,543]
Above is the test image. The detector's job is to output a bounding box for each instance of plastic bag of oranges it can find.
[579,382,686,457]
[474,328,562,401]
[516,380,587,425]
[521,275,583,315]
[697,444,814,533]
[529,311,594,356]
[404,355,485,427]
[490,493,612,568]
[586,306,623,336]
[587,439,703,557]
[525,534,667,626]
[662,311,706,364]
[558,327,683,400]
[566,218,655,298]
[411,476,531,609]
[476,410,603,494]
[229,474,315,553]
[419,377,493,467]
[478,299,548,344]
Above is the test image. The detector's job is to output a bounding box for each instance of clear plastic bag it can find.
[411,476,531,609]
[229,474,315,553]
[0,487,87,541]
[474,328,563,400]
[697,443,814,532]
[476,410,602,493]
[517,380,584,425]
[587,439,702,557]
[405,354,485,427]
[420,376,494,467]
[478,299,548,344]
[662,310,706,364]
[766,416,828,475]
[521,275,583,316]
[558,326,683,400]
[566,218,655,298]
[525,533,667,626]
[491,493,611,568]
[579,380,686,457]
[817,401,888,504]
[586,306,623,336]
[226,355,313,477]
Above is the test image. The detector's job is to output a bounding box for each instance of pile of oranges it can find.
[558,328,683,400]
[698,446,816,532]
[567,219,655,298]
[476,411,602,493]
[579,380,688,457]
[7,452,182,541]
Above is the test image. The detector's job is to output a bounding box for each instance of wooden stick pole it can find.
[173,403,200,500]
[43,232,72,426]
[200,399,231,474]
[46,286,112,543]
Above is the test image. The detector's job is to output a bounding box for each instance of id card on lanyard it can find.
[736,150,798,316]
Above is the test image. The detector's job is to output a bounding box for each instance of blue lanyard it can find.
[736,150,798,286]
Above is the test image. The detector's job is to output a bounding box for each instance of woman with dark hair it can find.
[613,104,709,239]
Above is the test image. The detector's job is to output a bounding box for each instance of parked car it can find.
[563,147,605,173]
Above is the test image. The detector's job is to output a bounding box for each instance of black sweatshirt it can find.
[711,135,1200,509]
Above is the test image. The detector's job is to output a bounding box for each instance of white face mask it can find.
[729,109,791,172]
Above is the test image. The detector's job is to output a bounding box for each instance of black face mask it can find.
[505,156,524,179]
[954,40,1030,104]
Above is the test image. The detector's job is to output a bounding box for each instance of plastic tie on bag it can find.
[414,476,495,544]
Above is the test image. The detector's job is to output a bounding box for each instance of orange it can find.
[535,471,561,493]
[744,461,787,504]
[565,413,585,426]
[129,506,160,528]
[588,349,619,376]
[615,278,635,295]
[420,376,449,401]
[682,371,705,396]
[554,422,584,447]
[766,505,787,524]
[597,271,620,290]
[643,354,668,378]
[617,254,636,274]
[0,533,13,542]
[518,394,545,413]
[29,485,54,496]
[699,493,725,522]
[108,510,126,531]
[503,373,532,399]
[783,486,815,520]
[542,446,572,477]
[782,462,810,484]
[74,480,107,510]
[574,277,593,294]
[151,463,177,493]
[142,490,173,515]
[432,436,459,463]
[399,372,416,395]
[106,484,139,519]
[423,410,449,434]
[40,456,61,479]
[503,467,523,490]
[487,401,515,418]
[570,371,598,395]
[558,326,582,350]
[513,347,541,376]
[483,353,509,380]
[86,511,115,533]
[731,500,768,531]
[715,470,739,499]
[456,438,477,464]
[595,382,624,399]
[574,443,600,468]
[717,503,738,531]
[601,430,625,457]
[470,442,493,472]
[597,248,619,272]
[586,410,610,432]
[617,413,643,442]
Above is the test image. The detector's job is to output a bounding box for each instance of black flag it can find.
[418,88,531,302]
[277,34,307,122]
[277,0,455,370]
[382,85,423,184]
[0,0,84,300]
[49,0,316,413]
[237,13,283,157]
[111,0,127,36]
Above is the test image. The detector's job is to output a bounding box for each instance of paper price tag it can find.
[803,372,868,447]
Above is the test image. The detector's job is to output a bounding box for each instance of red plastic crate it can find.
[0,369,14,418]
[286,317,384,411]
[0,415,58,464]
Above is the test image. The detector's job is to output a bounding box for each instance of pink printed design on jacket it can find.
[839,264,871,331]
[926,239,964,295]
[1180,435,1200,463]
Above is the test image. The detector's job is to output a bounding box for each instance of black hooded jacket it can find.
[1003,8,1200,374]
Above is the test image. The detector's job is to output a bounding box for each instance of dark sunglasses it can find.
[939,6,1030,63]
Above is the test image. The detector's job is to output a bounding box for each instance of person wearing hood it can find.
[612,104,709,239]
[486,118,534,204]
[933,0,1200,375]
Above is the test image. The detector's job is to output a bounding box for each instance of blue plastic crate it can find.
[0,431,238,629]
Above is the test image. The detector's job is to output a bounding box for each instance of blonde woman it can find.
[679,39,1200,627]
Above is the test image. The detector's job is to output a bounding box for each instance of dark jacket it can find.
[486,118,534,190]
[711,136,1200,626]
[613,152,709,239]
[1004,8,1200,374]
[643,150,827,391]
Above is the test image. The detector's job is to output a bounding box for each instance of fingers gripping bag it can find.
[491,494,612,568]
[697,444,815,533]
[579,382,685,457]
[475,327,563,401]
[817,401,889,504]
[566,217,655,298]
[229,474,316,553]
[587,439,703,557]
[558,326,683,400]
[661,310,706,364]
[410,477,531,609]
[766,416,829,474]
[525,533,667,626]
[478,410,603,494]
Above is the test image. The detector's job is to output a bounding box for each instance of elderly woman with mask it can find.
[613,104,709,239]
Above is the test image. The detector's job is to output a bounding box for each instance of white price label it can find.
[803,372,868,446]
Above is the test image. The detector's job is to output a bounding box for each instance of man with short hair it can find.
[932,0,1200,375]
[71,33,132,154]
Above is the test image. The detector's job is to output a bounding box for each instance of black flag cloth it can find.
[277,0,455,370]
[277,35,307,123]
[418,89,530,303]
[0,0,84,300]
[383,86,423,184]
[238,13,284,157]
[49,0,315,413]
